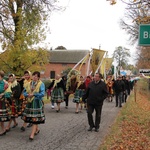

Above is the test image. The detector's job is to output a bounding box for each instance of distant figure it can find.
[73,76,86,113]
[106,78,113,102]
[48,74,66,112]
[113,76,125,107]
[65,70,78,109]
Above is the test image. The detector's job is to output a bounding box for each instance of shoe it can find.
[12,123,18,128]
[0,131,6,136]
[20,126,25,131]
[95,128,99,132]
[29,137,34,141]
[65,106,68,109]
[51,105,55,109]
[56,109,60,113]
[119,105,122,107]
[5,128,10,132]
[87,127,93,131]
[75,112,79,114]
[27,123,32,128]
[35,130,40,135]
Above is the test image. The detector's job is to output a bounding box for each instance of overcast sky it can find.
[44,0,136,63]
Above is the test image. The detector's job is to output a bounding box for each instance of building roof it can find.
[49,50,90,63]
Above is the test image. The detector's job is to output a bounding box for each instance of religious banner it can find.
[105,58,113,73]
[100,58,113,75]
[91,49,106,74]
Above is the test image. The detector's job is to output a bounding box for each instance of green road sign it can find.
[139,24,150,46]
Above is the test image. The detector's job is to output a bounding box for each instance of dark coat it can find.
[11,82,21,99]
[83,80,108,105]
[113,80,125,94]
[48,79,66,92]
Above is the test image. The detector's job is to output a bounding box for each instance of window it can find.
[50,71,55,79]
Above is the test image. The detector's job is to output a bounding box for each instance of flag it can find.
[105,58,113,73]
[100,58,113,75]
[91,49,106,74]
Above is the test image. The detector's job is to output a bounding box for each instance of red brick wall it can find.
[41,60,91,79]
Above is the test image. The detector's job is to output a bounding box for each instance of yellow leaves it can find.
[133,16,150,24]
[110,0,116,5]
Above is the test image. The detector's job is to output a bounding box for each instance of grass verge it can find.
[99,79,150,150]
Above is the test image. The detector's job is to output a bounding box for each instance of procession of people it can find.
[0,69,135,141]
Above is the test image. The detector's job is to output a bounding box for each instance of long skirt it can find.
[19,94,28,115]
[0,98,11,122]
[73,89,85,103]
[9,98,23,118]
[51,88,64,103]
[21,99,45,124]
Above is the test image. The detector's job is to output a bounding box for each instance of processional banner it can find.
[100,58,113,75]
[91,49,106,74]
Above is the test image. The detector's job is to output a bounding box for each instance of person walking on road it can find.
[0,70,12,136]
[113,76,125,107]
[83,73,108,132]
[21,71,45,141]
[5,74,21,132]
[19,70,33,131]
[48,74,66,112]
[73,76,86,113]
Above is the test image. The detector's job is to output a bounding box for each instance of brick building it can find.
[40,49,91,79]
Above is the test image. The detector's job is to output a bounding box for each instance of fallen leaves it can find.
[99,79,150,150]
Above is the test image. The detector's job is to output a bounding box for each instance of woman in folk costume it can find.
[106,77,114,102]
[73,76,86,113]
[21,71,45,141]
[5,74,21,132]
[65,70,79,109]
[19,70,32,131]
[50,74,66,112]
[0,70,12,136]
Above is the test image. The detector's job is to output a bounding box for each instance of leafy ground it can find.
[99,79,150,150]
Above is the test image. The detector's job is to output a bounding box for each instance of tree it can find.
[0,0,63,76]
[55,46,67,50]
[120,0,150,45]
[135,46,150,69]
[0,47,49,76]
[108,0,150,8]
[113,46,130,73]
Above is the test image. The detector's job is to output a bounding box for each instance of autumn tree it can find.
[113,46,130,73]
[135,46,150,69]
[118,0,150,70]
[0,0,63,76]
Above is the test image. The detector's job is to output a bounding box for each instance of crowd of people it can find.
[0,69,135,140]
[0,70,45,141]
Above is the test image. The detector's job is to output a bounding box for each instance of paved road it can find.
[0,98,121,150]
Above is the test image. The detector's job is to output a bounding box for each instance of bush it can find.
[42,79,51,90]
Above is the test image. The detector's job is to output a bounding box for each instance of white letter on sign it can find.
[143,31,149,38]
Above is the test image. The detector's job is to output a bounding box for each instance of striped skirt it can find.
[73,89,85,103]
[51,87,64,103]
[0,98,11,122]
[21,98,45,124]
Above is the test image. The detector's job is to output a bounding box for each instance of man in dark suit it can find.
[83,73,108,132]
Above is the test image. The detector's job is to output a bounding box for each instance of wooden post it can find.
[134,80,137,102]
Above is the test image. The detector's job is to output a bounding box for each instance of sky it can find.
[43,0,136,64]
